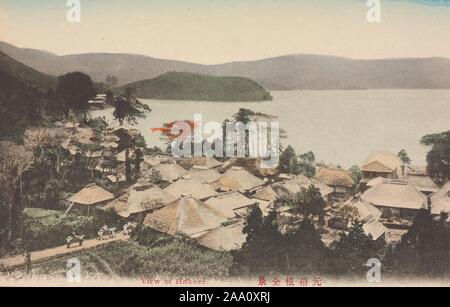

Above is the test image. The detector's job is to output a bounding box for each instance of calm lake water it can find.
[93,90,450,168]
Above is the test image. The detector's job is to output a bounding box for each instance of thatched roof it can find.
[178,156,223,170]
[204,192,258,218]
[362,150,402,173]
[187,166,222,184]
[219,158,277,177]
[343,196,382,222]
[405,174,438,194]
[105,185,175,217]
[366,177,384,188]
[315,167,354,188]
[152,163,188,182]
[253,185,280,202]
[68,184,114,206]
[363,219,388,241]
[126,185,175,216]
[196,222,246,251]
[212,166,264,193]
[143,157,161,167]
[110,123,139,133]
[144,195,227,237]
[143,155,176,167]
[106,174,126,183]
[164,177,216,200]
[361,180,427,210]
[280,175,334,198]
[430,182,450,215]
[103,192,129,218]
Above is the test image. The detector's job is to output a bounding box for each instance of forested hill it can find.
[118,72,272,102]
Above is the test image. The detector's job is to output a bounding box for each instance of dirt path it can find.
[0,234,129,269]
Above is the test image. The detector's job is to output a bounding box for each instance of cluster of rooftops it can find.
[61,122,450,251]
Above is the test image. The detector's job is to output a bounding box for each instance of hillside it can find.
[2,41,450,90]
[0,69,46,139]
[0,50,57,91]
[118,72,272,102]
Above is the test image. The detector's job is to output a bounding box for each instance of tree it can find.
[113,95,151,126]
[0,142,33,245]
[133,148,144,176]
[421,131,450,184]
[106,91,114,105]
[281,218,326,273]
[105,75,119,88]
[56,72,96,118]
[111,76,118,88]
[233,108,256,125]
[333,221,376,274]
[235,206,283,274]
[389,209,450,277]
[279,145,299,174]
[348,165,362,187]
[288,185,326,220]
[278,146,316,177]
[297,151,316,178]
[397,149,411,175]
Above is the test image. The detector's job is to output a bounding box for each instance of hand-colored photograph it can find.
[0,0,449,290]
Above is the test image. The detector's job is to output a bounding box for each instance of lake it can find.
[93,90,450,168]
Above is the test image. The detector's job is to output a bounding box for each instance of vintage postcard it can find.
[0,0,449,293]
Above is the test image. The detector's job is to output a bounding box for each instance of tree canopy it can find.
[421,131,450,184]
[56,72,96,116]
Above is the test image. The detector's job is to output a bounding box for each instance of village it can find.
[0,90,449,281]
[5,96,447,248]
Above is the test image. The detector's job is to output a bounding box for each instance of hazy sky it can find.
[1,0,450,64]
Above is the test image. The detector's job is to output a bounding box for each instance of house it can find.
[277,173,295,181]
[361,150,402,185]
[196,222,246,251]
[88,94,108,109]
[164,176,217,201]
[276,174,334,203]
[404,173,438,196]
[360,179,427,218]
[362,219,389,243]
[315,167,354,202]
[342,196,388,242]
[110,123,139,139]
[253,185,281,203]
[187,166,222,184]
[430,182,450,218]
[143,154,177,168]
[150,163,188,182]
[143,195,227,238]
[219,158,277,178]
[367,171,438,197]
[212,166,265,194]
[106,173,126,184]
[178,156,223,170]
[104,184,176,222]
[204,192,259,219]
[66,184,115,215]
[327,197,388,244]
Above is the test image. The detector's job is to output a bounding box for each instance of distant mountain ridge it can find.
[2,41,450,90]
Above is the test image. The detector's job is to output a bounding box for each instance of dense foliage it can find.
[421,131,450,184]
[118,72,272,102]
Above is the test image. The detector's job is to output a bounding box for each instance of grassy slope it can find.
[119,71,272,102]
[30,240,233,279]
[0,50,57,91]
